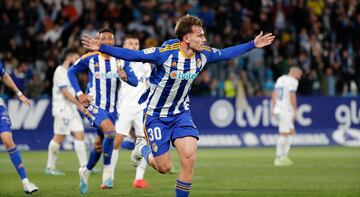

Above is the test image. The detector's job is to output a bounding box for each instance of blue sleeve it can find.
[99,45,161,64]
[123,62,138,87]
[67,57,89,94]
[205,41,256,63]
[0,60,5,77]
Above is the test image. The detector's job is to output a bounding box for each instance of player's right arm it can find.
[67,55,92,106]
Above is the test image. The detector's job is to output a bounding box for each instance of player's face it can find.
[99,32,115,46]
[123,38,140,50]
[186,26,206,52]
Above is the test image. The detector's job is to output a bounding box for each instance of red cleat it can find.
[100,184,112,190]
[132,179,149,189]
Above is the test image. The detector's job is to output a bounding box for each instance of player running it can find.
[68,28,138,194]
[272,67,302,166]
[110,35,152,188]
[45,49,87,176]
[82,15,275,197]
[0,60,38,194]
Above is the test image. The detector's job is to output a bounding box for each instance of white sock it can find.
[284,136,292,157]
[22,178,30,185]
[135,157,147,180]
[276,135,286,159]
[111,149,119,180]
[47,140,60,169]
[74,139,87,167]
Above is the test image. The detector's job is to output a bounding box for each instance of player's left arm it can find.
[206,31,275,63]
[121,61,138,87]
[271,89,277,113]
[82,34,161,64]
[290,92,297,120]
[2,72,30,105]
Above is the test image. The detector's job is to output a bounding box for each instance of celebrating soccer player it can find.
[68,28,138,194]
[0,59,38,194]
[82,15,275,197]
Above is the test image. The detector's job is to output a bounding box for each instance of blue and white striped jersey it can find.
[99,39,255,117]
[68,51,138,113]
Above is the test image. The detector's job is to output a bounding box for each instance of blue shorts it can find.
[0,101,11,133]
[84,104,117,137]
[145,111,199,157]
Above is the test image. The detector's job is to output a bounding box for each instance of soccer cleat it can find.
[133,179,149,189]
[79,167,90,194]
[274,158,287,166]
[282,157,294,166]
[45,168,65,176]
[100,167,113,189]
[130,138,147,167]
[23,182,39,195]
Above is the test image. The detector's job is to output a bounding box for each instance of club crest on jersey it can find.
[196,58,201,68]
[151,142,158,153]
[170,71,197,80]
[143,47,156,54]
[172,62,177,66]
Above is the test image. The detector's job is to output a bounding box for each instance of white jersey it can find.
[118,62,152,113]
[273,75,299,113]
[52,65,77,116]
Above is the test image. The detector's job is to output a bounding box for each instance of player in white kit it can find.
[45,49,87,175]
[272,67,302,166]
[110,35,151,188]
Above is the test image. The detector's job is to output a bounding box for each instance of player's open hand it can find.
[78,94,92,106]
[82,34,101,51]
[254,31,275,48]
[18,95,31,106]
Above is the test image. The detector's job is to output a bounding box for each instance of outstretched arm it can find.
[207,31,275,63]
[82,34,160,63]
[2,73,30,105]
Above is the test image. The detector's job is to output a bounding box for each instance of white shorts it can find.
[276,111,295,133]
[53,111,84,135]
[116,111,145,137]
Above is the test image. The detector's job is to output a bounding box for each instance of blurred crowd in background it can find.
[0,0,359,98]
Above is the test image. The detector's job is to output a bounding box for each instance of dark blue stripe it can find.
[114,78,120,113]
[177,53,201,112]
[105,59,112,111]
[168,55,192,116]
[86,71,93,94]
[153,52,179,115]
[150,64,166,84]
[94,56,101,106]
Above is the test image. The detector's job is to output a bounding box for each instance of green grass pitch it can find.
[0,147,359,196]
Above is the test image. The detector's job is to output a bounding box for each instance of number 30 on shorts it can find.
[147,127,162,141]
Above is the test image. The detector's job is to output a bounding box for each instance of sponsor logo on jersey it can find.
[94,71,119,79]
[170,71,197,80]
